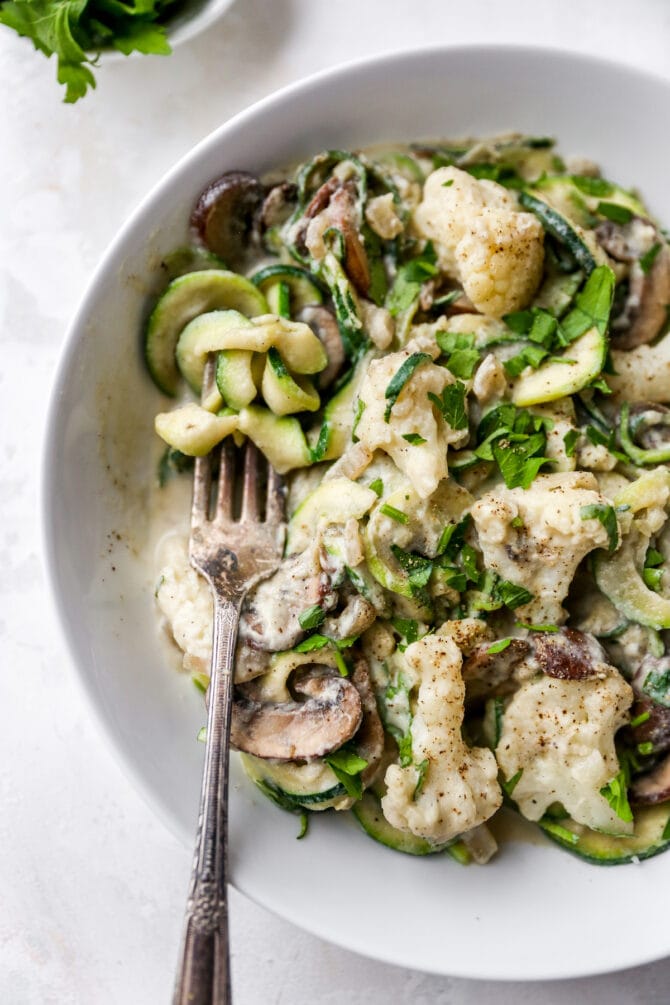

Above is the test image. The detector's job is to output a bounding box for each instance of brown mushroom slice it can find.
[230,668,363,761]
[190,171,263,271]
[630,753,670,805]
[238,543,338,653]
[461,638,532,702]
[297,305,345,387]
[595,218,670,349]
[328,184,371,295]
[534,628,611,680]
[321,593,377,642]
[350,654,385,787]
[260,181,297,230]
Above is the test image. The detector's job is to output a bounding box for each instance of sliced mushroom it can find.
[595,218,670,349]
[329,183,370,294]
[534,628,611,680]
[298,177,370,295]
[350,654,385,787]
[462,638,532,702]
[297,305,345,387]
[260,181,297,230]
[630,752,670,805]
[321,593,377,642]
[190,171,263,271]
[238,542,338,653]
[230,666,362,761]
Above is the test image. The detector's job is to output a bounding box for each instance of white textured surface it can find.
[2,1,670,1002]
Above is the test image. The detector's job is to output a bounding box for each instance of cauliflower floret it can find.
[382,623,502,844]
[155,534,212,672]
[356,349,467,498]
[496,669,633,834]
[365,193,404,240]
[609,334,670,404]
[471,472,614,624]
[412,166,545,317]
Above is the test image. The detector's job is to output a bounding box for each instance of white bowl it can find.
[43,46,670,981]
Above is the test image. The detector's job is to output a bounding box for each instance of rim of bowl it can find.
[41,42,670,982]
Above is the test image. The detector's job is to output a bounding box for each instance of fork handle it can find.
[174,596,241,1005]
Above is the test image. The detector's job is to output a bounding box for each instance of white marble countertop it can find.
[2,1,670,1001]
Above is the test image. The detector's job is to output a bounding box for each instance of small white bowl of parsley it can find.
[0,0,235,102]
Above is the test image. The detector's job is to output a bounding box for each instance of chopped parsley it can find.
[391,617,421,650]
[386,243,439,316]
[563,429,580,457]
[496,580,534,610]
[351,397,366,441]
[402,432,427,445]
[436,514,471,558]
[475,404,550,489]
[428,380,468,430]
[600,768,633,823]
[384,352,432,421]
[436,332,481,379]
[369,478,384,497]
[297,813,309,839]
[390,545,433,589]
[597,201,633,225]
[380,503,409,524]
[487,638,513,655]
[298,604,326,631]
[637,741,654,757]
[580,502,619,552]
[642,663,670,708]
[630,710,651,729]
[558,265,616,344]
[413,759,430,800]
[639,242,662,275]
[541,820,580,845]
[501,768,523,798]
[325,747,368,800]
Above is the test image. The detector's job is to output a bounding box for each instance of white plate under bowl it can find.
[43,46,670,981]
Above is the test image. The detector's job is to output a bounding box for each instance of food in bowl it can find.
[148,133,670,866]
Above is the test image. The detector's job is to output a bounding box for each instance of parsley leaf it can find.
[496,580,534,610]
[600,769,633,823]
[384,352,432,421]
[325,747,368,800]
[0,0,171,103]
[386,243,438,316]
[428,380,468,430]
[580,502,619,552]
[563,429,579,457]
[642,663,670,707]
[559,265,616,343]
[369,478,384,497]
[390,545,433,589]
[413,759,429,800]
[487,638,512,655]
[515,622,559,632]
[639,242,662,275]
[298,604,326,631]
[597,201,633,225]
[380,503,409,524]
[492,435,548,489]
[402,433,427,445]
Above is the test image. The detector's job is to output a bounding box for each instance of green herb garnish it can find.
[639,242,662,275]
[600,769,634,823]
[402,433,427,445]
[428,380,468,430]
[487,638,513,655]
[384,352,432,421]
[0,0,173,103]
[298,604,326,631]
[325,747,368,800]
[580,502,619,552]
[596,201,633,224]
[380,503,409,524]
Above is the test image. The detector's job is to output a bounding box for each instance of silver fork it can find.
[173,373,286,1005]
